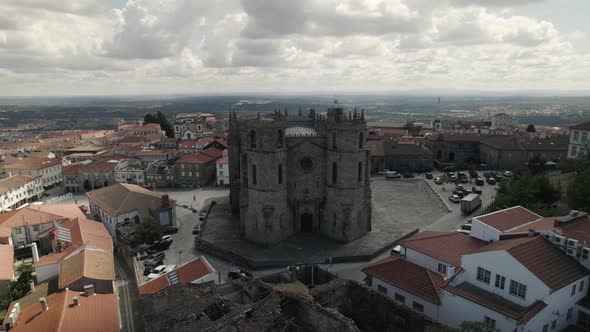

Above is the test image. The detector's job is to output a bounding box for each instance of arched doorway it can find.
[300,213,313,232]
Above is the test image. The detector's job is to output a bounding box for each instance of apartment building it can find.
[2,157,62,189]
[568,121,590,159]
[0,175,44,212]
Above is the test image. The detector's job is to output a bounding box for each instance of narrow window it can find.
[278,164,283,185]
[332,162,337,185]
[358,162,362,182]
[277,130,284,148]
[572,284,577,296]
[359,132,364,148]
[249,130,256,149]
[484,317,496,329]
[332,134,337,150]
[495,274,506,290]
[437,264,447,275]
[252,164,257,185]
[581,280,585,292]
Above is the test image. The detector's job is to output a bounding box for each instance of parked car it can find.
[453,190,466,199]
[460,223,472,231]
[193,225,201,235]
[456,229,471,235]
[385,171,402,179]
[434,177,443,184]
[456,184,465,192]
[228,269,253,281]
[502,170,513,177]
[402,173,415,178]
[486,177,496,185]
[457,171,467,179]
[449,194,461,203]
[449,175,458,182]
[162,226,179,235]
[144,252,165,267]
[475,178,485,186]
[471,187,482,194]
[390,245,401,255]
[378,169,392,175]
[425,173,433,179]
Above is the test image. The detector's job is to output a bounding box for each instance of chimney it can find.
[39,297,48,312]
[83,284,95,296]
[161,194,170,208]
[9,313,16,327]
[30,281,35,293]
[73,296,79,306]
[31,242,39,263]
[447,265,456,279]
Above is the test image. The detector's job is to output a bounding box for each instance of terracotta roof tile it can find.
[507,217,557,234]
[560,216,590,246]
[138,256,216,295]
[58,248,115,289]
[443,282,546,323]
[474,236,589,291]
[86,183,169,217]
[361,256,445,304]
[2,158,61,171]
[0,207,67,228]
[0,175,41,194]
[475,206,542,232]
[400,231,487,267]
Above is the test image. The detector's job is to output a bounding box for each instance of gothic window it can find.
[332,162,338,185]
[358,162,362,182]
[249,130,256,149]
[359,133,364,149]
[252,164,257,185]
[332,134,337,150]
[277,130,284,148]
[278,164,283,185]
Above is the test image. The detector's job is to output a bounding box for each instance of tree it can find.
[484,172,560,217]
[402,121,422,136]
[134,217,162,245]
[567,169,590,212]
[144,111,174,138]
[9,264,34,300]
[526,124,536,133]
[527,154,546,175]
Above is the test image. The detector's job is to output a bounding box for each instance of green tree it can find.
[402,121,422,136]
[485,172,560,216]
[567,169,590,212]
[134,217,162,245]
[144,111,174,138]
[9,264,34,300]
[454,160,467,171]
[527,154,546,175]
[526,124,536,133]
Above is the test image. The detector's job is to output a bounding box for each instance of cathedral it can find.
[228,106,372,247]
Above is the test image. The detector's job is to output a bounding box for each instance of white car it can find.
[449,194,461,203]
[385,171,402,179]
[147,264,177,279]
[378,169,392,175]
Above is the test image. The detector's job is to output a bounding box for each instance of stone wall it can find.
[311,279,446,332]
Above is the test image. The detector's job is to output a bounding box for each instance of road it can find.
[114,254,144,332]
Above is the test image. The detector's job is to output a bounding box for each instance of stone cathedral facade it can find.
[228,106,372,247]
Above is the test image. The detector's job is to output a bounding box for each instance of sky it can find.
[0,0,589,96]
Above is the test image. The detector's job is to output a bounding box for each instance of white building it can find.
[216,153,229,186]
[568,121,590,159]
[174,113,216,139]
[0,175,44,212]
[114,159,147,186]
[362,207,590,331]
[492,113,519,129]
[3,157,62,189]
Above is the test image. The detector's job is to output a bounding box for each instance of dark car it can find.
[192,225,201,235]
[402,173,415,178]
[425,173,433,179]
[453,190,466,199]
[471,187,482,194]
[144,252,165,267]
[228,269,253,281]
[486,177,496,185]
[456,184,465,192]
[162,226,179,235]
[475,178,485,186]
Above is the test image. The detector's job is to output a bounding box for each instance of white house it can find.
[470,206,542,242]
[216,152,229,186]
[0,175,44,212]
[568,121,590,159]
[3,158,62,189]
[114,159,147,185]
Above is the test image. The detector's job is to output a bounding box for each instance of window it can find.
[249,130,256,149]
[543,324,548,332]
[572,145,578,157]
[332,134,337,150]
[509,280,527,299]
[581,280,585,292]
[33,225,39,232]
[583,132,588,142]
[357,162,362,182]
[332,162,338,185]
[551,320,557,330]
[412,302,424,313]
[377,285,387,294]
[574,131,580,141]
[484,316,496,329]
[438,264,447,275]
[359,132,364,149]
[15,228,22,235]
[567,307,573,320]
[278,164,283,185]
[394,293,405,303]
[476,267,491,284]
[572,284,577,296]
[277,130,284,147]
[252,165,257,185]
[495,274,506,290]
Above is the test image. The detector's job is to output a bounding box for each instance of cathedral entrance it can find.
[300,213,313,232]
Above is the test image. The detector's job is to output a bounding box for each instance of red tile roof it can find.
[507,217,557,234]
[201,147,223,159]
[475,206,542,232]
[2,158,61,171]
[10,290,119,332]
[177,152,217,164]
[58,248,115,289]
[0,208,67,228]
[361,256,445,304]
[138,256,216,295]
[560,216,590,246]
[443,282,545,323]
[474,236,588,291]
[216,157,228,164]
[400,231,487,267]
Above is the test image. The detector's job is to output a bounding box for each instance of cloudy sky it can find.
[1,0,589,96]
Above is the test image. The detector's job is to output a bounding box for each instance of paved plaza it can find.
[198,178,447,268]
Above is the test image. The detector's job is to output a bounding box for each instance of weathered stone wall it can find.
[311,279,445,332]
